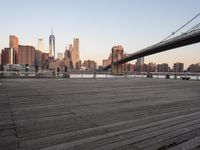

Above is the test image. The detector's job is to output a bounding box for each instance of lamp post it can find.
[25,64,29,77]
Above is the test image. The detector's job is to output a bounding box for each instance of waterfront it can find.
[1,78,200,149]
[1,71,200,80]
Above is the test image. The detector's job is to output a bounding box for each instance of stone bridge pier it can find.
[111,45,124,75]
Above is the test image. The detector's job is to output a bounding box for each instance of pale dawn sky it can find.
[0,0,200,68]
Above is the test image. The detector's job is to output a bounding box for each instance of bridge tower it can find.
[111,45,124,75]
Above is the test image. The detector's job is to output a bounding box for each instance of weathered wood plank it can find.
[168,137,200,150]
[1,78,200,150]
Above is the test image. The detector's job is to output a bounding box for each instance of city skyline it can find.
[0,0,200,67]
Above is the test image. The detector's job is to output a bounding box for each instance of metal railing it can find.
[0,71,200,80]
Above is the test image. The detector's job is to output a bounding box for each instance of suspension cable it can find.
[186,22,200,33]
[161,13,200,42]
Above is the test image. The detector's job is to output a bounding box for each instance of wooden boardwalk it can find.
[0,78,200,150]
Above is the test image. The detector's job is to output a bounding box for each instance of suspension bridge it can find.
[103,13,200,74]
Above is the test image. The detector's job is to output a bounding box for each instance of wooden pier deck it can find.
[0,78,200,150]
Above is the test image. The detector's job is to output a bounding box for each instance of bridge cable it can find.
[185,22,200,33]
[141,13,200,55]
[161,12,200,42]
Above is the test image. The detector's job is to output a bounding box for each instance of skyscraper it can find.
[18,45,35,66]
[71,38,80,69]
[38,38,45,53]
[157,63,169,72]
[64,46,72,69]
[174,62,184,72]
[9,35,19,49]
[1,48,15,65]
[135,57,145,72]
[137,57,144,65]
[49,29,55,59]
[64,49,70,60]
[35,50,42,67]
[8,35,18,64]
[57,53,63,60]
[41,53,49,69]
[69,44,73,56]
[188,63,200,72]
[82,60,97,71]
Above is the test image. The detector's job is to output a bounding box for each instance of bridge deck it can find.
[0,78,200,150]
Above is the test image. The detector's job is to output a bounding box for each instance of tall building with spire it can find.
[49,28,55,59]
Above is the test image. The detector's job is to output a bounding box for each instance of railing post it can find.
[174,73,177,80]
[81,71,83,78]
[124,72,127,79]
[93,71,96,79]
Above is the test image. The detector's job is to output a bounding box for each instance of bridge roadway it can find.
[103,29,200,70]
[1,78,200,150]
